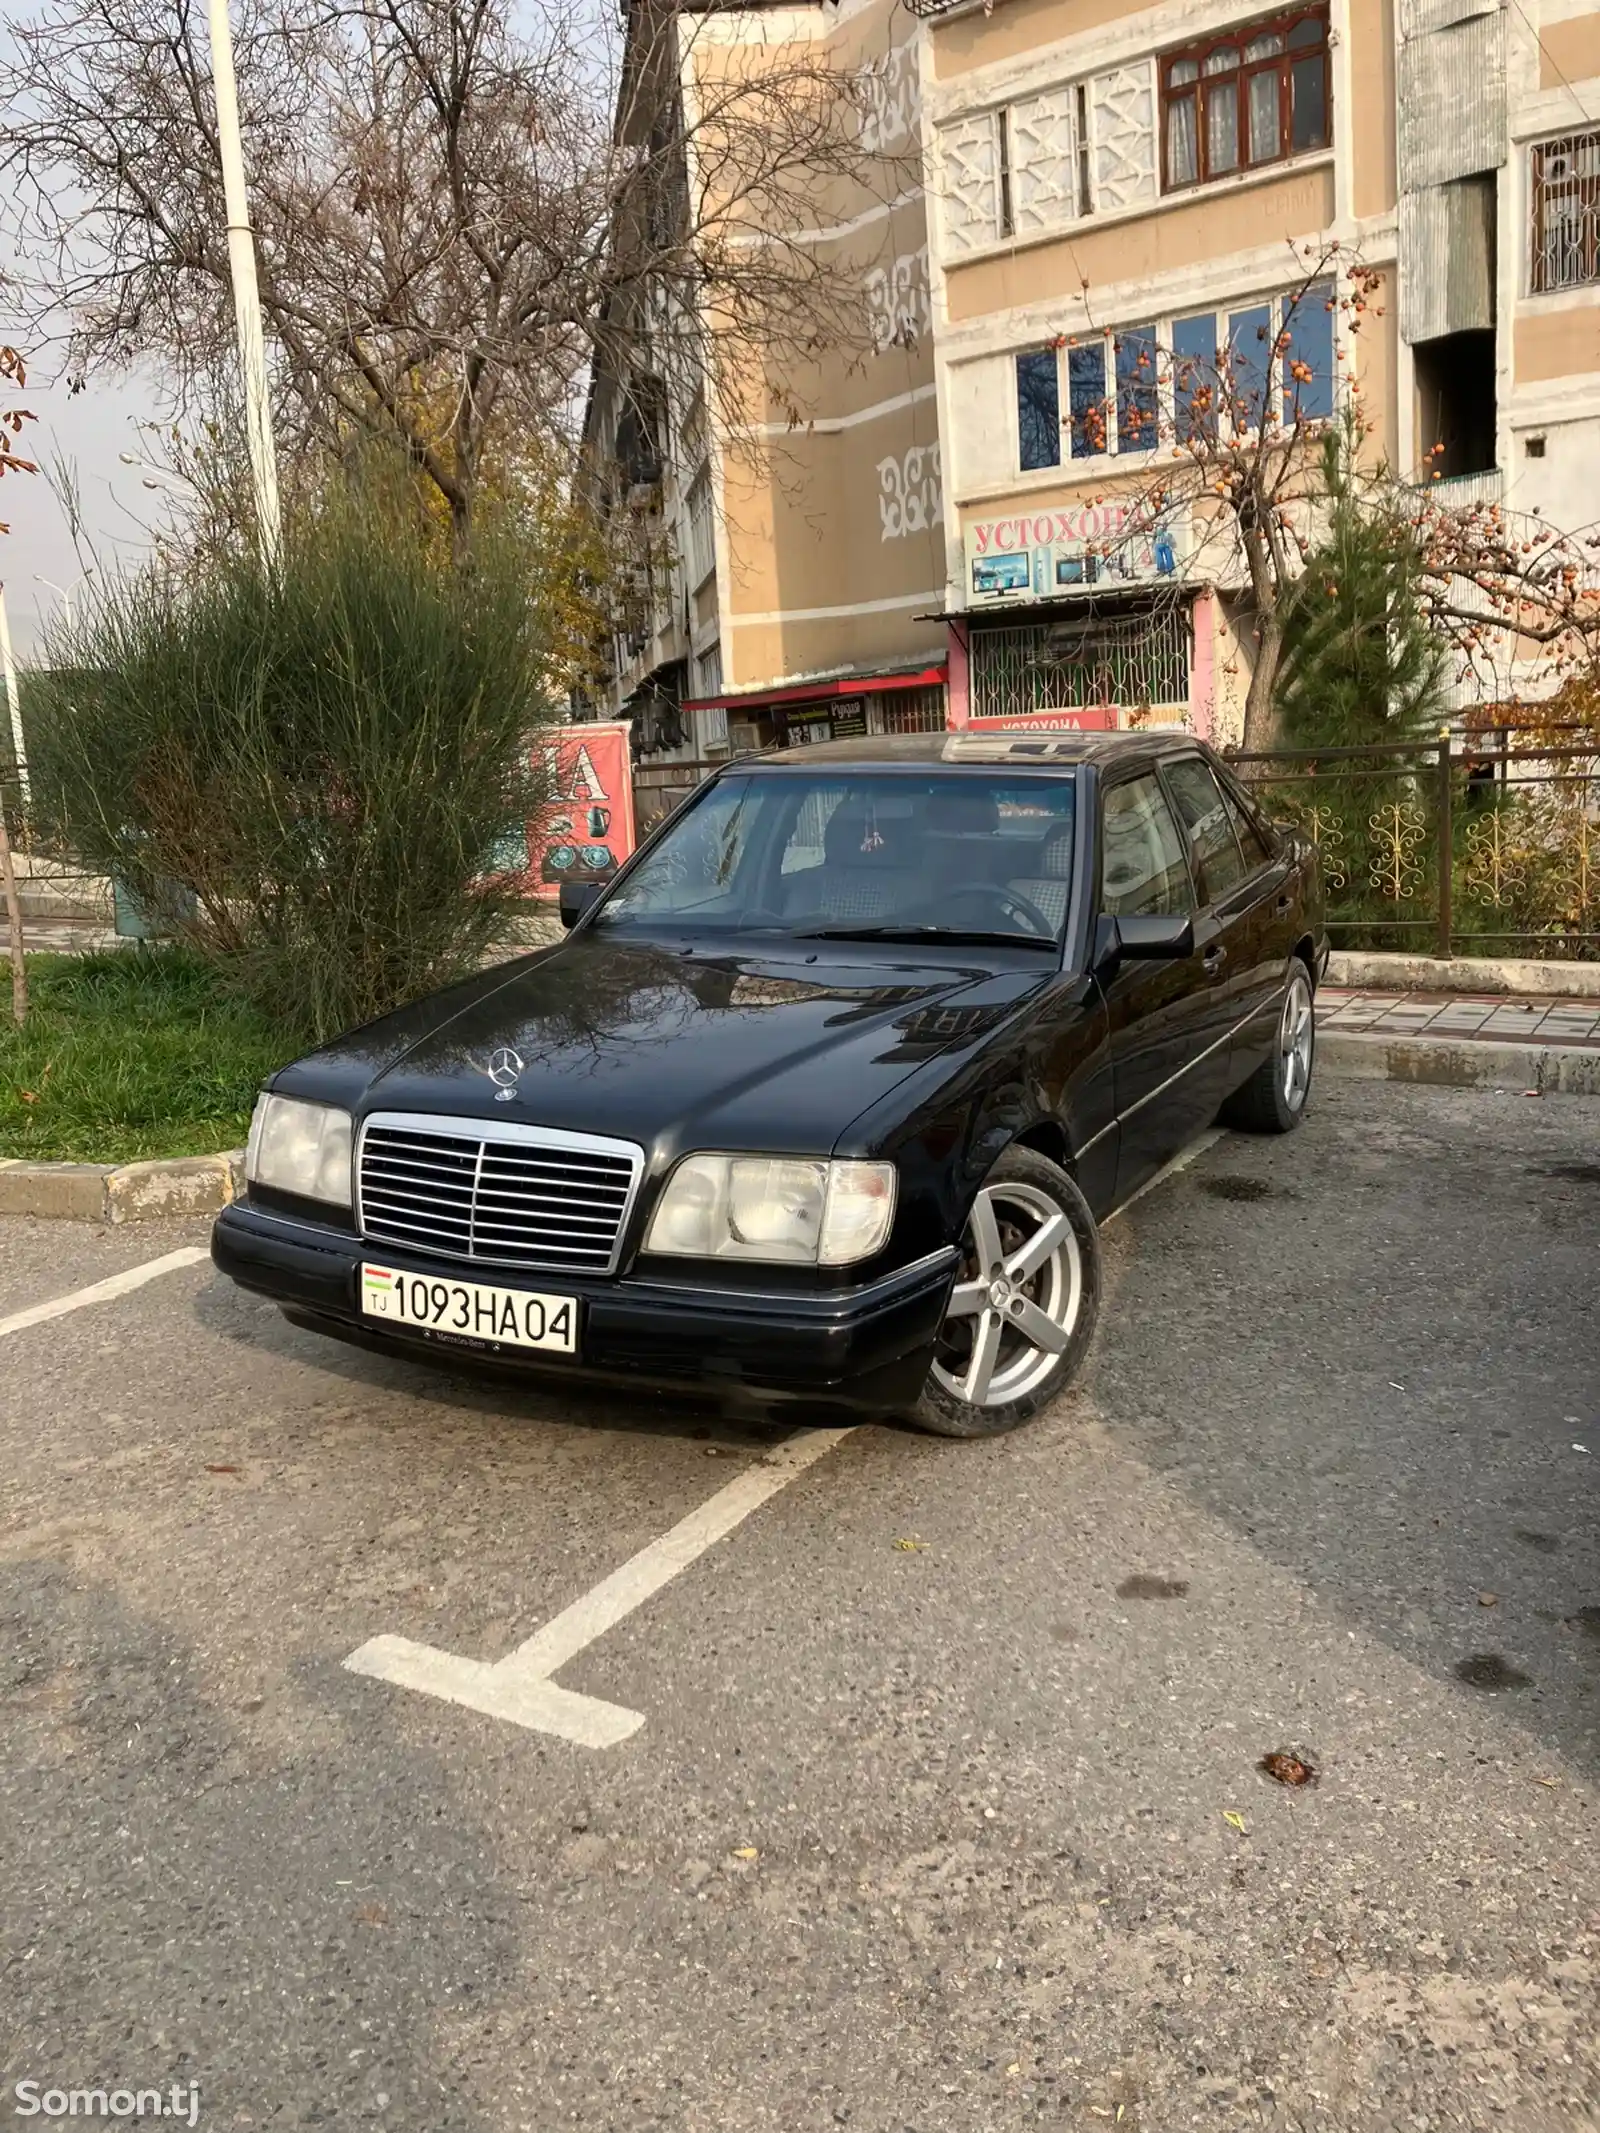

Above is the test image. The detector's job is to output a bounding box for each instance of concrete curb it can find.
[0,1150,245,1222]
[1325,951,1600,998]
[1319,1031,1600,1095]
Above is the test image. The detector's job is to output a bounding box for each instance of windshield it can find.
[594,770,1078,945]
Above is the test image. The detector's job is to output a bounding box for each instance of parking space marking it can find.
[0,1246,211,1343]
[344,1427,857,1747]
[342,1127,1230,1748]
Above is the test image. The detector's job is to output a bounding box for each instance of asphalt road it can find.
[1,1081,1596,2133]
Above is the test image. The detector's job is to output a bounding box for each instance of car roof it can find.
[733,729,1207,772]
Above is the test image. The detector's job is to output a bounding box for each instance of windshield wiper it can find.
[797,925,1056,950]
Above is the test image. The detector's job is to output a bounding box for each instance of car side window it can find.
[1163,757,1249,902]
[1218,779,1272,867]
[1100,775,1193,918]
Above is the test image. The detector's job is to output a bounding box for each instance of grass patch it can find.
[0,950,288,1164]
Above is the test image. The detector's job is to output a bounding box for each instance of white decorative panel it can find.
[877,442,942,541]
[864,245,932,355]
[860,44,920,154]
[1011,88,1079,234]
[936,113,999,257]
[1090,62,1158,213]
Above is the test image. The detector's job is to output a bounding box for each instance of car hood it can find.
[279,931,1049,1157]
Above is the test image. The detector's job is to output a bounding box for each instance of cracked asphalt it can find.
[1,1080,1596,2133]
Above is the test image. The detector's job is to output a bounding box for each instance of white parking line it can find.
[345,1427,856,1747]
[344,1128,1231,1748]
[0,1247,211,1342]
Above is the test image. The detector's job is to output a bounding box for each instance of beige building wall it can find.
[923,0,1404,730]
[683,0,947,704]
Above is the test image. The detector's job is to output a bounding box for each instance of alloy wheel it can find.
[1280,970,1315,1112]
[931,1180,1084,1410]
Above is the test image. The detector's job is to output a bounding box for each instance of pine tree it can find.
[1277,417,1448,749]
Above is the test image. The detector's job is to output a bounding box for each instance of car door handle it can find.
[1203,945,1228,976]
[1275,894,1293,915]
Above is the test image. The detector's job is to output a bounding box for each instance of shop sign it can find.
[965,504,1191,607]
[485,722,638,901]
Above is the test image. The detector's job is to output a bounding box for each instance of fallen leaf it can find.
[205,1464,241,1475]
[1258,1750,1317,1788]
[18,1089,38,1104]
[1005,2063,1021,2077]
[893,1536,928,1552]
[731,1846,758,1861]
[1223,1811,1248,1833]
[1478,1591,1499,1607]
[1533,1776,1560,1789]
[353,1901,389,1926]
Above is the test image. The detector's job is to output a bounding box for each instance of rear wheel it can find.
[913,1145,1101,1439]
[1221,963,1315,1133]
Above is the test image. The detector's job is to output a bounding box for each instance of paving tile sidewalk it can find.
[1317,987,1600,1048]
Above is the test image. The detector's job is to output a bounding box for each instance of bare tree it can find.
[1410,493,1600,720]
[0,0,897,559]
[1061,244,1386,751]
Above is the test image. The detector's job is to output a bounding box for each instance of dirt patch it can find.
[1453,1652,1533,1691]
[1116,1574,1189,1601]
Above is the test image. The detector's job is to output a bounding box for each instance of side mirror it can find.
[559,880,604,929]
[1096,911,1194,963]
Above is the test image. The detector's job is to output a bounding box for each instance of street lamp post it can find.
[33,569,94,628]
[207,0,281,569]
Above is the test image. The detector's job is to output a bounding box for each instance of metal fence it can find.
[1229,737,1600,960]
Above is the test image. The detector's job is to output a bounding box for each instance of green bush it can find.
[26,473,558,1042]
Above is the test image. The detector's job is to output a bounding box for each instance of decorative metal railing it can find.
[1229,737,1600,960]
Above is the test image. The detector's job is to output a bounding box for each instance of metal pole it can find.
[207,0,281,570]
[1436,734,1452,960]
[0,582,27,809]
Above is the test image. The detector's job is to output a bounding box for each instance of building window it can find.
[1280,280,1336,420]
[1530,130,1600,293]
[1016,349,1061,470]
[1115,326,1159,453]
[693,640,723,698]
[1068,341,1108,457]
[684,472,715,590]
[1161,9,1329,192]
[1013,286,1336,474]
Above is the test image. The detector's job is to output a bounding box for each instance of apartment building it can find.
[584,0,1598,755]
[915,0,1600,734]
[581,0,951,765]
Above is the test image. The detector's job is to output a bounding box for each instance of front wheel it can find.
[913,1145,1101,1439]
[1221,963,1315,1133]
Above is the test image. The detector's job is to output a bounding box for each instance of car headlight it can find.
[245,1093,354,1207]
[644,1154,896,1267]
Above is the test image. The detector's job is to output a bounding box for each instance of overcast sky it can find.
[1,0,171,656]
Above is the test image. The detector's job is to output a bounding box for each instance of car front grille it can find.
[356,1113,644,1277]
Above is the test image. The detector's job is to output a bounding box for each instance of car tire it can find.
[1220,961,1316,1134]
[912,1144,1101,1440]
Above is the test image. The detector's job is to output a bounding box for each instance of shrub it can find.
[26,472,558,1042]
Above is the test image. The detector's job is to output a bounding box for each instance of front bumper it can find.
[211,1202,958,1412]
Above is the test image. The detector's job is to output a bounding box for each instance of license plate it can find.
[359,1263,578,1354]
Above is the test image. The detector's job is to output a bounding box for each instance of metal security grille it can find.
[358,1115,644,1276]
[969,612,1190,721]
[876,684,948,734]
[1530,130,1600,293]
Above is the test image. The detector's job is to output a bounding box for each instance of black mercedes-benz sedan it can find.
[212,730,1326,1437]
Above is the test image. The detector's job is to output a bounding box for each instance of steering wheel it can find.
[937,881,1056,939]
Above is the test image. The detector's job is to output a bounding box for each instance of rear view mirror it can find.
[559,880,604,929]
[1097,912,1194,962]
